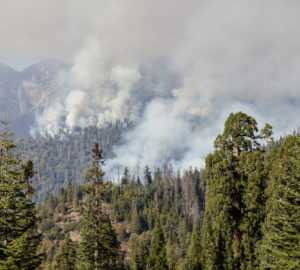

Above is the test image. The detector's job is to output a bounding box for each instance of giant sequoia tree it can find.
[201,112,272,270]
[259,135,300,269]
[0,120,41,269]
[78,143,123,270]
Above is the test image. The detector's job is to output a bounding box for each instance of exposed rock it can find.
[0,59,70,135]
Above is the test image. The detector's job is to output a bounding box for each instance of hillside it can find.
[1,111,299,270]
[15,124,127,202]
[38,166,205,269]
[0,59,69,135]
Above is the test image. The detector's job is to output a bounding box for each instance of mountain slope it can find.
[15,124,126,202]
[0,59,69,135]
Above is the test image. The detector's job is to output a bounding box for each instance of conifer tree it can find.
[0,120,41,269]
[65,180,74,204]
[166,240,176,270]
[132,237,149,270]
[131,206,142,234]
[148,219,169,270]
[144,166,152,184]
[259,135,300,269]
[77,142,123,270]
[78,207,97,269]
[184,222,202,270]
[54,233,77,270]
[121,167,130,185]
[201,112,272,270]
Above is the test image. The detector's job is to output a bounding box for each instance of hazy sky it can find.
[2,0,300,174]
[0,0,80,69]
[0,0,202,69]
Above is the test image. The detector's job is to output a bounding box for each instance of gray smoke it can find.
[31,37,142,136]
[28,0,300,176]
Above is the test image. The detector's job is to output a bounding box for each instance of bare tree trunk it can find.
[233,140,241,260]
[233,141,239,157]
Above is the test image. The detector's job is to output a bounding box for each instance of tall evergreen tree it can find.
[0,120,41,269]
[77,143,123,270]
[184,222,202,270]
[201,112,272,270]
[121,167,130,185]
[131,206,142,234]
[259,136,300,269]
[148,219,169,270]
[132,236,150,270]
[53,233,77,270]
[144,166,152,184]
[78,207,97,270]
[166,240,176,270]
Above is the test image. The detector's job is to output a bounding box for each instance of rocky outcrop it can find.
[0,59,69,135]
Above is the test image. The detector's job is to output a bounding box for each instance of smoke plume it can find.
[30,0,300,177]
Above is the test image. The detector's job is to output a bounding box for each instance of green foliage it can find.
[15,125,125,202]
[201,112,272,270]
[78,143,123,270]
[239,150,266,269]
[184,222,202,270]
[131,206,143,234]
[0,120,41,269]
[38,181,83,268]
[148,219,169,270]
[144,166,152,184]
[214,112,272,153]
[259,136,300,269]
[37,165,205,269]
[77,207,96,270]
[121,167,130,185]
[53,233,77,270]
[166,240,176,270]
[0,229,42,270]
[134,239,149,270]
[8,111,298,270]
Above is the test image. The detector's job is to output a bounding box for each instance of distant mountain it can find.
[0,63,19,80]
[0,59,70,136]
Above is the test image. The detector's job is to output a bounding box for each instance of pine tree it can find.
[18,160,42,269]
[132,237,149,270]
[78,207,97,270]
[184,222,202,270]
[45,193,57,213]
[148,219,169,270]
[0,120,41,269]
[131,206,142,234]
[144,166,152,184]
[77,142,123,270]
[166,240,176,270]
[121,167,130,185]
[201,112,272,270]
[65,180,74,204]
[259,135,300,269]
[53,233,77,270]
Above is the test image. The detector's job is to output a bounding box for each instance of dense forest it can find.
[38,165,205,269]
[0,112,299,269]
[14,123,128,202]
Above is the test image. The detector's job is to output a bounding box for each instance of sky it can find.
[0,0,80,70]
[1,0,300,176]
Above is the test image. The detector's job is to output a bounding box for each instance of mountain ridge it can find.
[0,59,70,135]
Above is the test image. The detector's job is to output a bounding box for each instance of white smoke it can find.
[31,0,300,176]
[31,38,141,136]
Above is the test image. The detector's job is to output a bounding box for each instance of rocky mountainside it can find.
[0,59,69,135]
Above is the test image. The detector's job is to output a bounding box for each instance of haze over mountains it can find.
[1,0,300,183]
[0,59,69,135]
